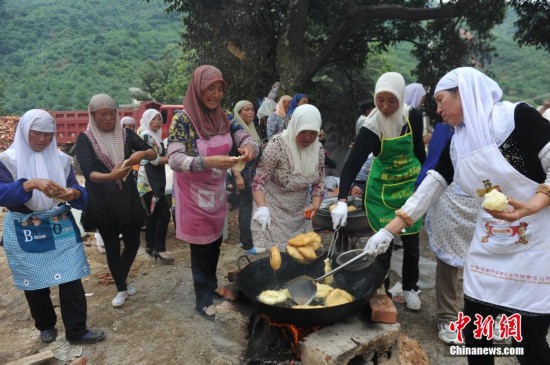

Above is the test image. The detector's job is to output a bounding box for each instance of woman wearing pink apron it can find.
[366,67,550,364]
[167,65,258,321]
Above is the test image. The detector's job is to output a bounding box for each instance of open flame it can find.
[263,314,322,356]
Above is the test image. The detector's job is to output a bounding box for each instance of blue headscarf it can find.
[287,93,307,117]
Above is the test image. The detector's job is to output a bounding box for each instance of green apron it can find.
[365,120,423,234]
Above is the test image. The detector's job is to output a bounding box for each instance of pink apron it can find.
[174,133,232,244]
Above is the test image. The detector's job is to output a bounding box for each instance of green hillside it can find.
[1,2,548,115]
[0,0,182,114]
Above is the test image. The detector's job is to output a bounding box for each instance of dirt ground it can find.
[0,200,522,365]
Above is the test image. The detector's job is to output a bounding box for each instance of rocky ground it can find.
[0,203,524,365]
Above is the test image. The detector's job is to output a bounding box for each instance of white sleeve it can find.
[538,141,550,186]
[398,170,448,224]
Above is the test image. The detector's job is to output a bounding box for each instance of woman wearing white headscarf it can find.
[231,100,266,255]
[404,83,426,110]
[120,116,136,131]
[364,67,550,364]
[137,109,173,263]
[0,109,105,344]
[75,94,157,308]
[251,104,325,250]
[333,72,426,311]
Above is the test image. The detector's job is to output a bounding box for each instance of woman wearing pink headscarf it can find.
[167,65,258,320]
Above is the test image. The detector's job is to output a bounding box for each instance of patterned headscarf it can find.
[86,94,125,170]
[364,72,408,139]
[234,100,261,146]
[140,109,163,148]
[275,95,292,118]
[7,109,67,211]
[287,93,307,117]
[281,104,322,177]
[182,65,230,139]
[404,83,426,110]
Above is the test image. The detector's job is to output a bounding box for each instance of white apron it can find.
[455,143,550,313]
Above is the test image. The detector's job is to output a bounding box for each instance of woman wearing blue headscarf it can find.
[287,93,309,117]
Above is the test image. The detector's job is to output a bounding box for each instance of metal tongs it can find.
[326,222,345,260]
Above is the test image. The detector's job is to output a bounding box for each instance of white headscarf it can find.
[257,98,276,120]
[139,109,163,148]
[404,83,426,110]
[86,94,125,168]
[120,116,136,127]
[7,109,67,211]
[364,72,408,139]
[435,67,515,156]
[281,104,322,177]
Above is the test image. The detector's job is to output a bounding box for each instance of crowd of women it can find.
[1,63,548,364]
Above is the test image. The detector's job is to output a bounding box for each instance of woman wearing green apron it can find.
[334,72,426,310]
[365,67,550,365]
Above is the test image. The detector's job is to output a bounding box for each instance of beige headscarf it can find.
[233,100,261,146]
[86,94,125,169]
[364,72,408,139]
[281,104,322,177]
[275,95,292,117]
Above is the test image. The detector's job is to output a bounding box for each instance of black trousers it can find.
[464,298,550,365]
[98,223,142,292]
[374,232,419,292]
[237,181,254,250]
[400,233,419,291]
[142,192,171,252]
[24,279,88,341]
[190,236,222,311]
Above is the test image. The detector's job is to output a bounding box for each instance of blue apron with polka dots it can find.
[2,204,90,290]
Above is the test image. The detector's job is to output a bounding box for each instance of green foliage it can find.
[390,8,550,110]
[0,0,183,115]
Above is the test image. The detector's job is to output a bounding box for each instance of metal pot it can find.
[313,197,373,235]
[236,251,386,327]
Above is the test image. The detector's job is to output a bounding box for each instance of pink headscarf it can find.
[275,95,292,118]
[182,65,230,139]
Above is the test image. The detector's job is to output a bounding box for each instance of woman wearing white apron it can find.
[168,65,258,321]
[365,67,550,364]
[0,110,104,345]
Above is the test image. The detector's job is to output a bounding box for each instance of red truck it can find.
[50,101,183,152]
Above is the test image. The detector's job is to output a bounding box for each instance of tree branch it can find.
[300,0,478,86]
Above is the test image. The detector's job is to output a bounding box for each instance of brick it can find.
[369,294,397,324]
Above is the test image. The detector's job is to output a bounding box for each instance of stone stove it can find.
[208,299,405,365]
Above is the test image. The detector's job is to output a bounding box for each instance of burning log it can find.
[0,116,20,151]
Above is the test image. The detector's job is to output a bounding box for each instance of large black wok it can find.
[236,251,386,327]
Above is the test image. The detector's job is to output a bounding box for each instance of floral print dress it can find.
[251,135,325,251]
